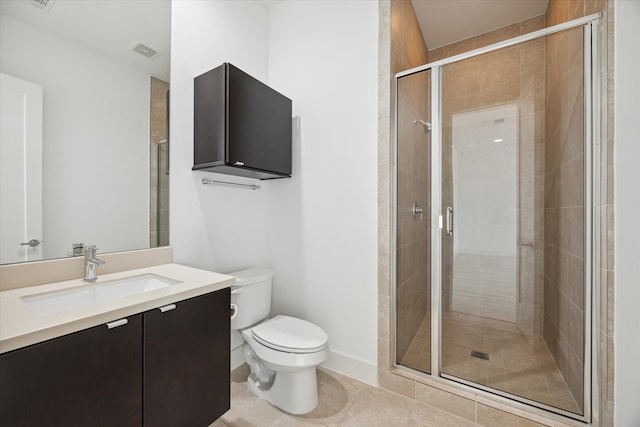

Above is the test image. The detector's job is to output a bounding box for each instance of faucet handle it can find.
[85,246,104,265]
[83,245,105,282]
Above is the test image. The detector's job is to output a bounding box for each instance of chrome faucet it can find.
[84,245,105,282]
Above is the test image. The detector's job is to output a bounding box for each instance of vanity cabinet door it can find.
[143,288,230,427]
[0,314,142,427]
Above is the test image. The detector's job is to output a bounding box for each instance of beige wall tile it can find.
[602,398,615,427]
[441,37,482,58]
[607,334,614,400]
[377,369,415,399]
[378,338,391,371]
[546,0,569,27]
[606,204,614,269]
[520,15,547,34]
[585,0,607,15]
[415,382,475,422]
[378,295,390,340]
[390,0,428,73]
[480,21,521,45]
[567,254,584,309]
[477,403,546,427]
[606,271,614,336]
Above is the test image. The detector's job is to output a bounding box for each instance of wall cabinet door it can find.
[193,63,292,180]
[144,288,230,427]
[0,314,142,427]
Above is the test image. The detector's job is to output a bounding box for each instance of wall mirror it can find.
[0,0,170,265]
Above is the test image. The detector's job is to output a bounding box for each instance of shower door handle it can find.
[445,207,453,236]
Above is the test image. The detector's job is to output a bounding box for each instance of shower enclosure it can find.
[393,14,600,422]
[150,79,170,248]
[151,137,169,247]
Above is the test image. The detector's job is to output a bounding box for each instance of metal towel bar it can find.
[201,178,261,190]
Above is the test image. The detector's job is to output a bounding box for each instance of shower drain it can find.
[470,350,490,361]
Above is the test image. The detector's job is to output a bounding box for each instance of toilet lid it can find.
[252,315,328,353]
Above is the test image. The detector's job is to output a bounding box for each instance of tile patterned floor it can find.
[211,364,479,427]
[399,311,581,414]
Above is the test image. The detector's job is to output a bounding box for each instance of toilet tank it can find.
[229,267,273,330]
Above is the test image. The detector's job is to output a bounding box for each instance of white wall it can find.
[169,0,270,273]
[614,0,640,425]
[452,105,518,257]
[0,14,149,259]
[170,0,379,384]
[169,1,270,366]
[266,1,379,384]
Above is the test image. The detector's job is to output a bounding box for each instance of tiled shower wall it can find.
[542,0,607,411]
[150,77,170,248]
[543,0,618,424]
[378,0,615,425]
[542,11,586,413]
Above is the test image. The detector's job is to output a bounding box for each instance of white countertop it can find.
[0,263,235,354]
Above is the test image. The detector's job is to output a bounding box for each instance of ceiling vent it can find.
[29,0,56,12]
[130,42,162,60]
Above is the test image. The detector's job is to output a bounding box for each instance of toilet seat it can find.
[251,315,328,354]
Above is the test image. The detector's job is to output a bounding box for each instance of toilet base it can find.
[247,364,319,415]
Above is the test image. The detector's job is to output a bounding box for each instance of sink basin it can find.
[21,274,181,315]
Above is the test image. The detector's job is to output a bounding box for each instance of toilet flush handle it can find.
[231,286,242,294]
[230,304,238,319]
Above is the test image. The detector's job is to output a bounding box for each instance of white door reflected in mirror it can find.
[0,73,43,264]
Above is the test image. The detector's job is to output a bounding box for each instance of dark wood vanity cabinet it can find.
[144,288,230,426]
[193,62,292,180]
[0,288,230,427]
[0,314,143,427]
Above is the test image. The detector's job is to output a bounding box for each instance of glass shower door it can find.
[439,28,586,416]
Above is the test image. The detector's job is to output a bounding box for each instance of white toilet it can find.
[229,267,329,415]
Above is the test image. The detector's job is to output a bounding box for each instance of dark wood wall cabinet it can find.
[0,288,230,427]
[193,63,292,180]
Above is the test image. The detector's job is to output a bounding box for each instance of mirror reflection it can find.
[0,0,170,265]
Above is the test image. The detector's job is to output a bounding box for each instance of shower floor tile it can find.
[399,312,581,414]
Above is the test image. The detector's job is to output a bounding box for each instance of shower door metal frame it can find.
[392,13,602,424]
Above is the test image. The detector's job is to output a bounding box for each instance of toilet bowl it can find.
[229,268,329,415]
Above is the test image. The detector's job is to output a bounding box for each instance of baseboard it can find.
[231,345,377,386]
[321,349,377,386]
[231,344,245,371]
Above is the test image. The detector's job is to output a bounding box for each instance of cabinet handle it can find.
[233,161,245,166]
[106,318,128,329]
[158,304,176,313]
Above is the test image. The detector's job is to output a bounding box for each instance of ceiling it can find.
[0,0,170,81]
[1,0,550,81]
[411,0,549,50]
